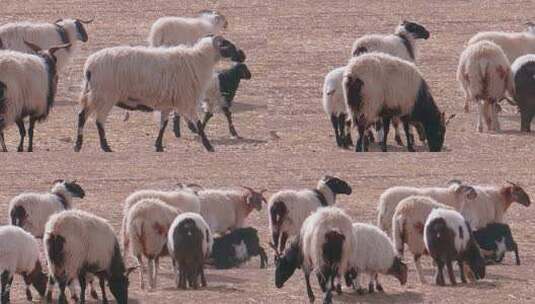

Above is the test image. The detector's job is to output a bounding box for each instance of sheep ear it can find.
[23,40,42,53]
[54,18,63,24]
[49,43,71,56]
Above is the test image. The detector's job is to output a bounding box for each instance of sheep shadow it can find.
[335,290,423,304]
[209,136,267,146]
[231,101,267,114]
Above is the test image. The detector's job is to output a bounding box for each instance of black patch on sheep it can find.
[513,60,535,132]
[23,261,47,297]
[352,46,368,56]
[1,271,13,304]
[213,36,245,63]
[54,192,69,209]
[46,234,66,268]
[410,80,444,152]
[0,81,6,121]
[42,55,58,119]
[10,205,27,227]
[270,201,288,250]
[397,34,415,60]
[64,181,85,198]
[473,223,520,265]
[171,218,206,289]
[402,21,430,40]
[75,20,89,42]
[274,237,302,288]
[116,102,154,112]
[323,176,352,195]
[345,77,364,113]
[218,63,251,106]
[108,242,129,304]
[320,230,345,304]
[312,190,329,207]
[211,227,267,269]
[55,24,70,44]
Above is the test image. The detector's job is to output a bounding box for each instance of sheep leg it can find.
[78,273,87,304]
[259,247,268,268]
[89,278,98,300]
[434,260,445,286]
[381,116,390,152]
[355,123,369,152]
[15,119,25,152]
[46,275,55,302]
[375,273,383,292]
[154,257,160,288]
[513,242,520,265]
[1,271,12,304]
[477,101,485,132]
[57,277,68,304]
[155,113,169,152]
[339,113,353,147]
[74,109,88,152]
[0,132,6,152]
[330,114,341,147]
[414,254,427,284]
[96,121,112,152]
[136,254,145,290]
[223,107,240,138]
[201,111,214,132]
[196,120,215,152]
[492,101,501,131]
[457,260,467,283]
[172,112,181,138]
[520,111,533,132]
[446,260,456,286]
[316,273,327,292]
[304,271,315,303]
[200,265,207,288]
[27,116,36,152]
[392,118,404,146]
[148,258,155,290]
[280,232,288,252]
[401,118,415,152]
[98,275,108,304]
[368,273,375,293]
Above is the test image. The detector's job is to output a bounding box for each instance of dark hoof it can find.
[90,289,98,300]
[155,146,164,152]
[356,288,366,295]
[376,284,384,292]
[395,135,403,146]
[336,283,342,295]
[101,146,113,152]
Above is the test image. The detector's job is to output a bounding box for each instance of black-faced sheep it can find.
[511,54,535,132]
[473,223,520,265]
[210,227,268,269]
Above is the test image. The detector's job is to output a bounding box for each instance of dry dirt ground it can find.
[1,0,535,303]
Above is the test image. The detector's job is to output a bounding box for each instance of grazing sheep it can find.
[424,208,486,286]
[345,223,408,295]
[121,186,200,259]
[210,227,268,269]
[125,198,179,290]
[457,41,513,132]
[148,10,228,47]
[0,225,47,303]
[44,210,135,304]
[268,176,352,253]
[198,186,267,235]
[377,180,477,235]
[391,195,454,283]
[8,179,85,238]
[0,18,92,71]
[468,28,535,63]
[0,41,71,152]
[274,207,354,304]
[473,223,520,265]
[167,212,213,290]
[343,53,453,152]
[73,35,245,153]
[511,54,535,131]
[322,67,354,148]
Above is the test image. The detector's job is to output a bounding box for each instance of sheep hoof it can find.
[336,283,342,295]
[395,135,403,146]
[90,289,98,300]
[356,288,366,295]
[376,283,384,292]
[155,146,164,152]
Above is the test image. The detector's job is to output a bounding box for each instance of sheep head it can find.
[52,179,85,198]
[242,186,267,211]
[321,176,352,195]
[387,256,408,286]
[55,18,92,42]
[400,20,430,40]
[505,181,531,207]
[198,10,228,29]
[212,36,245,63]
[273,237,301,288]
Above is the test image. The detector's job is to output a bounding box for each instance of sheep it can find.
[457,40,513,132]
[391,195,454,284]
[0,41,71,152]
[0,18,92,72]
[345,223,408,295]
[210,227,268,269]
[424,208,486,286]
[0,225,47,303]
[148,10,228,47]
[198,186,267,235]
[167,212,213,289]
[175,63,252,138]
[273,206,354,304]
[322,67,354,148]
[121,186,200,259]
[8,179,85,238]
[343,52,454,152]
[124,198,179,290]
[44,210,135,304]
[377,180,477,235]
[511,54,535,132]
[73,35,245,153]
[351,20,430,147]
[268,175,352,253]
[468,28,535,64]
[473,223,520,265]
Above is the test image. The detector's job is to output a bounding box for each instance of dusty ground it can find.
[1,0,535,303]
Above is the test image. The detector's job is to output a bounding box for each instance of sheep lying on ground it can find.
[210,227,268,269]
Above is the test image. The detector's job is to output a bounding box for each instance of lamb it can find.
[0,41,71,152]
[377,180,477,235]
[343,52,454,152]
[268,175,352,253]
[511,54,535,132]
[73,35,245,153]
[424,208,486,286]
[351,20,430,147]
[124,198,180,290]
[8,179,85,238]
[210,227,268,269]
[457,40,513,132]
[44,210,135,304]
[391,195,454,283]
[468,28,535,63]
[198,186,267,235]
[473,223,520,265]
[345,223,407,295]
[148,10,228,47]
[121,186,200,259]
[0,18,92,72]
[273,207,354,304]
[167,212,213,289]
[0,225,47,303]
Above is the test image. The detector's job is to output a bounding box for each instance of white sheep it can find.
[44,210,135,304]
[322,66,354,148]
[345,223,407,294]
[73,35,245,153]
[125,198,179,290]
[424,208,486,286]
[0,41,71,152]
[457,40,513,132]
[0,18,92,71]
[268,176,352,252]
[377,180,477,235]
[8,179,85,237]
[0,225,48,303]
[343,53,453,152]
[274,206,354,304]
[468,29,535,63]
[121,186,200,258]
[167,212,213,289]
[148,10,228,47]
[391,195,453,284]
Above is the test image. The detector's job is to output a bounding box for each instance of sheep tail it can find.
[478,59,490,99]
[321,230,345,278]
[79,70,92,108]
[9,205,27,227]
[46,234,66,269]
[392,214,405,256]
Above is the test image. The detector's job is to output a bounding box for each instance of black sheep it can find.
[210,227,267,269]
[511,55,535,132]
[473,223,520,265]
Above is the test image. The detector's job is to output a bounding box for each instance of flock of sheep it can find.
[323,20,535,152]
[0,176,530,304]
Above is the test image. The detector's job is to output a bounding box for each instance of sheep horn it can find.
[506,180,518,187]
[186,183,204,190]
[52,179,64,184]
[77,18,94,24]
[241,185,256,194]
[54,18,63,24]
[49,43,72,56]
[23,40,42,53]
[447,179,463,186]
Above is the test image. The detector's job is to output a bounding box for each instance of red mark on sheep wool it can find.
[414,222,424,235]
